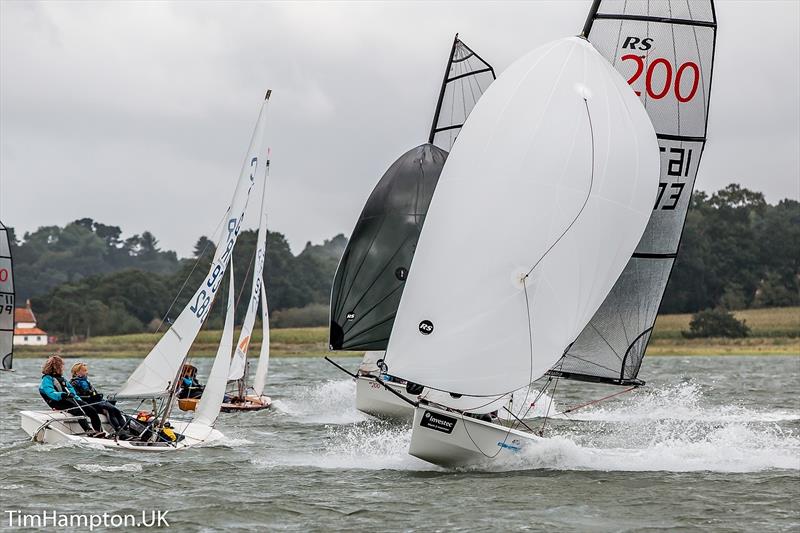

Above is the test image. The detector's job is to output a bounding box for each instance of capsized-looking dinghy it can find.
[20,92,273,450]
[383,34,661,467]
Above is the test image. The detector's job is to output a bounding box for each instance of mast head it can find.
[264,89,272,101]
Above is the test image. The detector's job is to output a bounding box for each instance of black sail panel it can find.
[429,35,496,151]
[329,144,447,350]
[550,0,717,385]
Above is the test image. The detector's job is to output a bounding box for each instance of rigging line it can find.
[557,385,638,415]
[234,245,258,312]
[587,321,623,361]
[154,211,228,334]
[525,96,595,279]
[610,0,629,68]
[538,375,559,436]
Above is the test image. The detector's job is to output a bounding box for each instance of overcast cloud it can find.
[1,1,798,257]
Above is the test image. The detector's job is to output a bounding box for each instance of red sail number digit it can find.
[622,55,700,103]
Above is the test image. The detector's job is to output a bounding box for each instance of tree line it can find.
[9,183,798,338]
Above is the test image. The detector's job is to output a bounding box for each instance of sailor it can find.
[38,355,105,437]
[69,362,127,433]
[177,364,205,399]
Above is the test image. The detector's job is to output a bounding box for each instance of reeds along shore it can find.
[13,307,800,359]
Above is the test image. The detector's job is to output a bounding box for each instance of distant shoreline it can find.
[13,307,799,360]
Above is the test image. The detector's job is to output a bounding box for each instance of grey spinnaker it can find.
[549,0,717,385]
[0,221,14,371]
[329,35,495,351]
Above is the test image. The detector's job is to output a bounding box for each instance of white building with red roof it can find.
[14,301,48,346]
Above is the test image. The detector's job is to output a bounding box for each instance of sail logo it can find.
[622,36,653,50]
[420,411,457,434]
[418,320,434,335]
[346,312,355,321]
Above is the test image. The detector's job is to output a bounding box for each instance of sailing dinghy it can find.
[326,35,495,421]
[19,92,273,450]
[0,221,14,372]
[380,29,662,466]
[222,140,272,412]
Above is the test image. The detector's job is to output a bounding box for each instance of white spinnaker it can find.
[228,164,269,381]
[251,276,270,398]
[116,95,271,399]
[384,37,659,397]
[194,260,236,427]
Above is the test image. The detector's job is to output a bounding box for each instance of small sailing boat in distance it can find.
[0,221,14,371]
[381,28,662,465]
[326,34,496,421]
[222,136,272,413]
[19,91,273,450]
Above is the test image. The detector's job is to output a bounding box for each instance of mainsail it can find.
[429,34,496,151]
[0,221,14,371]
[329,36,494,351]
[228,154,269,383]
[383,37,660,397]
[116,92,271,399]
[550,0,718,385]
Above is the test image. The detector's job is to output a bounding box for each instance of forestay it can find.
[0,221,14,371]
[116,94,271,399]
[551,0,717,385]
[228,155,270,382]
[329,36,494,352]
[194,262,236,427]
[384,37,659,397]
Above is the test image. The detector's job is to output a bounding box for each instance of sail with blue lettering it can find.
[116,92,272,399]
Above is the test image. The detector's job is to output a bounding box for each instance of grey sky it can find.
[1,1,798,257]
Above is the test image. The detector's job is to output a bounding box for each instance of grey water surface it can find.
[1,355,798,532]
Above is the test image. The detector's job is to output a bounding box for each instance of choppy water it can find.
[1,355,798,531]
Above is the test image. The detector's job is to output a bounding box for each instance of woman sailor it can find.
[38,355,105,437]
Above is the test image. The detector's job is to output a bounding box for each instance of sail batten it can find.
[553,0,717,385]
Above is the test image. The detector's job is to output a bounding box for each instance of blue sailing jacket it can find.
[39,374,81,402]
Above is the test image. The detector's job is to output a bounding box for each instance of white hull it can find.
[355,376,415,422]
[409,404,542,467]
[20,410,224,452]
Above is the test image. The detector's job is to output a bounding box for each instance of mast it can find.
[427,35,496,151]
[550,0,718,386]
[428,34,459,145]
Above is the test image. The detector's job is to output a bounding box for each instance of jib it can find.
[622,36,653,50]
